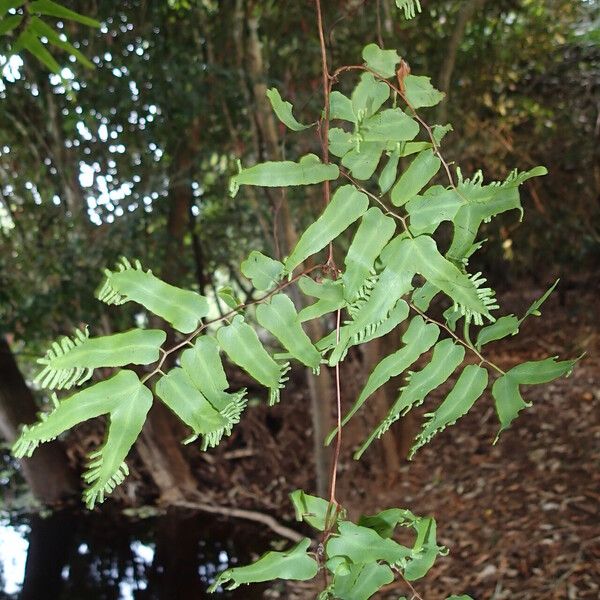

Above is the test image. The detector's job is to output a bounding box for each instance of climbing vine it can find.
[11,2,577,598]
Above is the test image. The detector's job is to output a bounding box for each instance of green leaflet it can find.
[333,562,394,600]
[328,275,408,366]
[28,16,93,68]
[15,30,60,72]
[476,280,559,349]
[361,109,419,143]
[327,521,411,565]
[406,235,492,322]
[327,316,439,447]
[29,0,100,27]
[240,251,284,292]
[403,74,444,108]
[13,370,151,508]
[403,517,444,581]
[411,280,439,311]
[168,337,247,447]
[297,277,346,322]
[523,278,558,319]
[391,149,441,207]
[492,356,577,442]
[358,508,418,538]
[329,128,355,157]
[447,167,547,261]
[97,258,209,334]
[330,91,356,122]
[379,149,401,194]
[491,375,526,443]
[317,299,409,359]
[410,364,488,457]
[35,327,166,390]
[433,123,453,144]
[230,154,339,198]
[362,43,400,79]
[329,238,415,365]
[290,489,340,531]
[355,509,444,581]
[395,0,422,20]
[217,286,240,310]
[406,186,463,233]
[475,315,520,349]
[366,339,465,447]
[83,385,152,508]
[351,73,389,119]
[180,336,245,412]
[208,538,318,591]
[155,368,230,450]
[216,315,290,406]
[343,207,396,301]
[341,141,386,180]
[284,185,369,275]
[266,87,311,131]
[0,14,22,36]
[256,294,322,371]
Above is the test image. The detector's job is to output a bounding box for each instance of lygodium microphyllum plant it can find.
[12,1,576,597]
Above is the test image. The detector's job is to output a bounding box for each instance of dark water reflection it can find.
[0,508,271,599]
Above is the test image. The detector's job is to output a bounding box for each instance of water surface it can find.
[0,508,271,599]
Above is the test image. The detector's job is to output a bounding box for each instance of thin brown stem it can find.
[327,308,343,506]
[393,566,425,600]
[408,301,505,375]
[315,0,336,270]
[339,169,413,236]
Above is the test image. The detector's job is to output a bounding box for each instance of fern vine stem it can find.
[408,302,505,375]
[339,169,413,236]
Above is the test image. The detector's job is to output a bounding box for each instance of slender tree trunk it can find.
[243,5,333,496]
[20,511,75,600]
[362,337,401,479]
[437,0,486,124]
[135,122,206,505]
[0,336,78,505]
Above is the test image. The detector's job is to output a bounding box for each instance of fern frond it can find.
[409,365,488,458]
[379,339,465,437]
[395,0,422,20]
[342,207,395,302]
[326,317,439,448]
[256,294,322,372]
[13,370,151,508]
[82,382,151,508]
[216,315,291,406]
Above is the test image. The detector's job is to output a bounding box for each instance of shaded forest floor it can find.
[198,282,599,600]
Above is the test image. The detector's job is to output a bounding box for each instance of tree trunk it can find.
[0,336,78,505]
[241,3,333,497]
[437,0,486,124]
[20,511,75,600]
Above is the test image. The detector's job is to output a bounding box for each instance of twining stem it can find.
[339,168,413,236]
[315,0,344,519]
[409,301,505,375]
